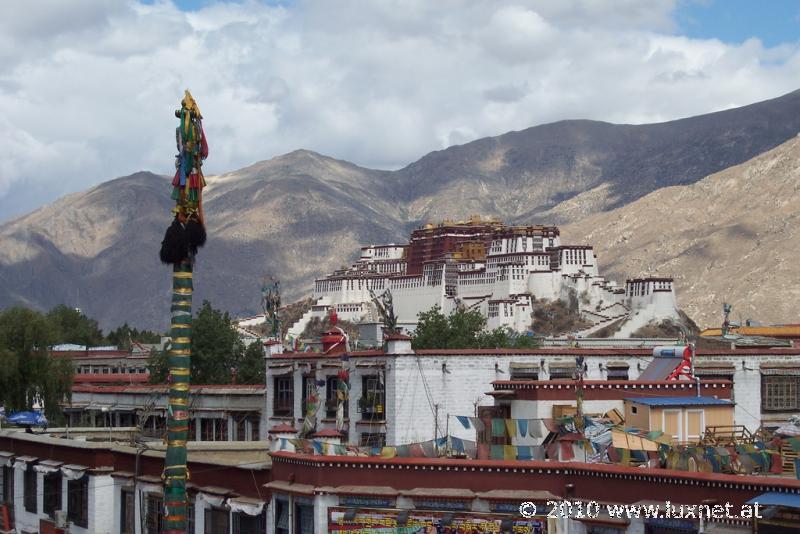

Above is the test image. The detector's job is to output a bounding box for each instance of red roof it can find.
[73,373,149,384]
[72,384,265,394]
[268,423,298,434]
[312,429,344,438]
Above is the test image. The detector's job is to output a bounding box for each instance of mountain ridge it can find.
[2,90,800,330]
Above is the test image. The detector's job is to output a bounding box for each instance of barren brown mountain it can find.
[2,90,800,331]
[563,135,800,328]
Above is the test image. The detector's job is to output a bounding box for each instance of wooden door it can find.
[662,409,683,443]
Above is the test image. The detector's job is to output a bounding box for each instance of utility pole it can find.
[434,403,439,453]
[575,356,585,433]
[159,91,208,534]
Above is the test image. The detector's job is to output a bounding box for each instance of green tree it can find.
[411,305,451,349]
[0,307,73,422]
[236,341,266,384]
[149,301,242,384]
[47,304,104,347]
[412,305,541,350]
[192,301,240,383]
[107,322,162,352]
[147,346,169,384]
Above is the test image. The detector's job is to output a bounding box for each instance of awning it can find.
[510,362,539,369]
[13,456,37,469]
[269,365,294,376]
[34,460,63,474]
[227,497,265,516]
[264,481,315,495]
[0,452,14,467]
[61,464,88,480]
[606,361,630,368]
[334,486,398,497]
[193,411,226,419]
[694,364,735,376]
[355,361,386,368]
[575,510,630,526]
[199,492,226,507]
[761,367,800,376]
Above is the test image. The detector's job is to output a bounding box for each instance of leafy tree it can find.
[412,305,541,350]
[236,341,266,384]
[411,305,452,349]
[147,346,169,384]
[149,301,249,385]
[0,307,73,422]
[107,322,162,352]
[47,304,104,347]
[192,301,240,383]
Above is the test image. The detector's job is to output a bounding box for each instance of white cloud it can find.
[1,0,799,220]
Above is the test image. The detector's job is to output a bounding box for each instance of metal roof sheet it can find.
[624,397,733,407]
[636,357,682,381]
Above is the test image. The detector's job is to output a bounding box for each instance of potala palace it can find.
[287,217,681,339]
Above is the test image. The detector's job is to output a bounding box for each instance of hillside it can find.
[563,135,800,326]
[2,90,800,330]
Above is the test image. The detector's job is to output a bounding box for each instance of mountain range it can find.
[2,89,800,331]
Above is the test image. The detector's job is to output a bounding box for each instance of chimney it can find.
[385,333,413,354]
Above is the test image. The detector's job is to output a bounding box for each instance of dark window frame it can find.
[67,476,89,528]
[762,374,800,412]
[23,464,37,514]
[204,505,229,534]
[144,492,163,534]
[359,375,385,420]
[359,432,386,448]
[325,376,349,419]
[273,376,294,417]
[233,509,267,534]
[43,471,62,518]
[120,487,135,534]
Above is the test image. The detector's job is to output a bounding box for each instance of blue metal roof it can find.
[746,492,800,509]
[624,396,733,407]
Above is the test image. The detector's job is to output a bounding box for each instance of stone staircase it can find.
[287,301,323,338]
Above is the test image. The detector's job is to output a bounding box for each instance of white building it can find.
[264,337,800,447]
[289,219,680,339]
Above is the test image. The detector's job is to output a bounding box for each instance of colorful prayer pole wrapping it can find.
[163,260,193,533]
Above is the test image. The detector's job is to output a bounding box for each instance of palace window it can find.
[233,510,267,534]
[144,493,162,534]
[43,471,62,518]
[24,464,37,513]
[201,418,228,441]
[762,374,800,411]
[274,497,289,534]
[68,476,89,528]
[301,376,317,419]
[548,365,574,380]
[509,363,538,380]
[325,376,348,419]
[294,501,314,534]
[121,488,135,534]
[360,432,386,448]
[359,375,385,420]
[0,465,13,505]
[273,376,294,417]
[605,363,629,381]
[204,506,229,534]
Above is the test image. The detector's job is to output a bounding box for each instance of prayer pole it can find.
[159,90,208,533]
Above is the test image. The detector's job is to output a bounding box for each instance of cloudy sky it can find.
[1,0,799,222]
